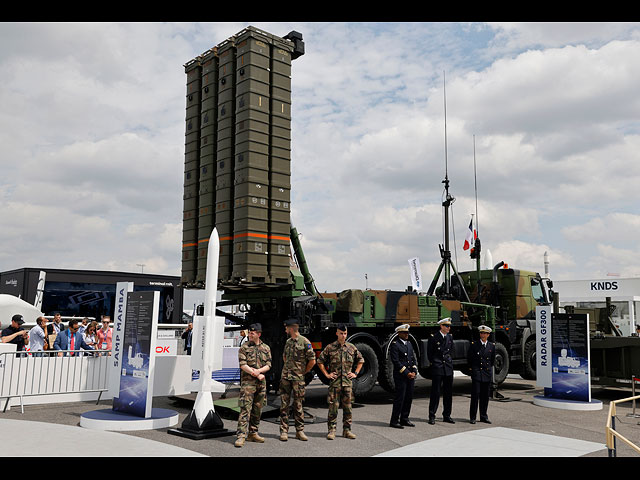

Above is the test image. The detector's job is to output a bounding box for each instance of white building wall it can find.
[554,277,640,336]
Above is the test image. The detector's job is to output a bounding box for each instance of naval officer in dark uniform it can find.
[467,324,495,424]
[388,324,418,429]
[427,317,455,424]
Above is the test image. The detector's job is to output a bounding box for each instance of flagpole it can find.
[473,135,479,238]
[472,135,482,298]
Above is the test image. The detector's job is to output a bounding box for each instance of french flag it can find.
[463,217,476,251]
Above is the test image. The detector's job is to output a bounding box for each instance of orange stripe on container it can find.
[182,243,197,247]
[233,232,268,239]
[219,236,233,241]
[198,239,209,243]
[269,235,290,241]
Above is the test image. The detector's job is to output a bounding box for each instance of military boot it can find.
[327,430,336,440]
[279,431,288,442]
[343,430,357,439]
[234,436,245,448]
[296,430,308,441]
[247,432,265,443]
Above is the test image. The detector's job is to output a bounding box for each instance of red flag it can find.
[463,217,476,251]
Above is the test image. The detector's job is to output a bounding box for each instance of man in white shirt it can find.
[51,312,64,334]
[78,317,89,335]
[29,316,49,355]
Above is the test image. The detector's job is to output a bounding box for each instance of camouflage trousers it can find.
[327,385,353,431]
[236,379,267,437]
[279,379,306,432]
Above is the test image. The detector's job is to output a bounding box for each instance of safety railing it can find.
[606,376,640,457]
[0,349,110,414]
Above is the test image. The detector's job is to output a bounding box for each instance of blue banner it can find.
[544,313,591,402]
[112,291,159,418]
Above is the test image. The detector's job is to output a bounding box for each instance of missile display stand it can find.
[169,228,233,439]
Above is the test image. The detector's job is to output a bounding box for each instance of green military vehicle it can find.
[220,226,499,395]
[180,26,537,396]
[457,264,555,381]
[457,267,640,389]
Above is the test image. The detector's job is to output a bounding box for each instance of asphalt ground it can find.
[2,373,640,460]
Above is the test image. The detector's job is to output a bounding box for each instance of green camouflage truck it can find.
[457,264,555,382]
[180,26,511,395]
[220,225,499,395]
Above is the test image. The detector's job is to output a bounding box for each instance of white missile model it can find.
[168,227,229,439]
[127,345,144,369]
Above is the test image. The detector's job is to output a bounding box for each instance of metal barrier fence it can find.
[606,376,640,456]
[0,349,110,414]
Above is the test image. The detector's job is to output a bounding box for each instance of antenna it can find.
[473,135,479,238]
[427,72,470,302]
[443,71,449,184]
[472,135,482,298]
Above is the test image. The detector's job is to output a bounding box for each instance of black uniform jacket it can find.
[427,332,454,376]
[389,338,417,377]
[467,340,496,383]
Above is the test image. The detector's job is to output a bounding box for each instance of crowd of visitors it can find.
[1,312,112,356]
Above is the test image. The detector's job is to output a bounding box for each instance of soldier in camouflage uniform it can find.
[234,323,272,448]
[317,324,364,440]
[279,318,316,442]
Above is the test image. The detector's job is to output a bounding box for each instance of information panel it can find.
[536,306,552,388]
[108,281,133,398]
[112,290,159,418]
[544,313,591,402]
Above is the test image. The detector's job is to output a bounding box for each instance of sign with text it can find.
[155,339,178,356]
[109,281,133,398]
[536,306,552,388]
[408,257,423,291]
[112,290,159,418]
[536,307,591,402]
[546,313,591,402]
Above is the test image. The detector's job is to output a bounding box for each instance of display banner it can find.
[34,270,46,311]
[545,313,591,402]
[408,257,423,291]
[535,306,552,388]
[109,281,134,398]
[112,290,159,418]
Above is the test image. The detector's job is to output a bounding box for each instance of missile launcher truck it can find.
[180,26,549,395]
[457,253,640,389]
[457,264,554,382]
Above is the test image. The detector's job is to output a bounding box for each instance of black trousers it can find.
[429,373,453,419]
[469,379,490,420]
[390,372,414,423]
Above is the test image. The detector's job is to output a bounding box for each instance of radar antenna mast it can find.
[427,72,470,302]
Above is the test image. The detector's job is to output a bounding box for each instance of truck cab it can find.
[459,265,553,380]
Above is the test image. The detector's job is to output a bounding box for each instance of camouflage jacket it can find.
[238,340,272,384]
[317,340,364,388]
[281,334,315,381]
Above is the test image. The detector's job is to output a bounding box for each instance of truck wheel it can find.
[304,370,316,385]
[418,366,432,380]
[493,342,509,384]
[314,364,331,386]
[520,338,537,380]
[352,342,379,396]
[378,338,396,393]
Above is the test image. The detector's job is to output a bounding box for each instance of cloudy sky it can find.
[1,22,639,297]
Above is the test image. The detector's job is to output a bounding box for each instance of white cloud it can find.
[1,21,640,293]
[562,213,640,244]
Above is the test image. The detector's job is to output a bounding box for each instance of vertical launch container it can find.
[196,48,219,284]
[181,58,202,286]
[181,26,304,288]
